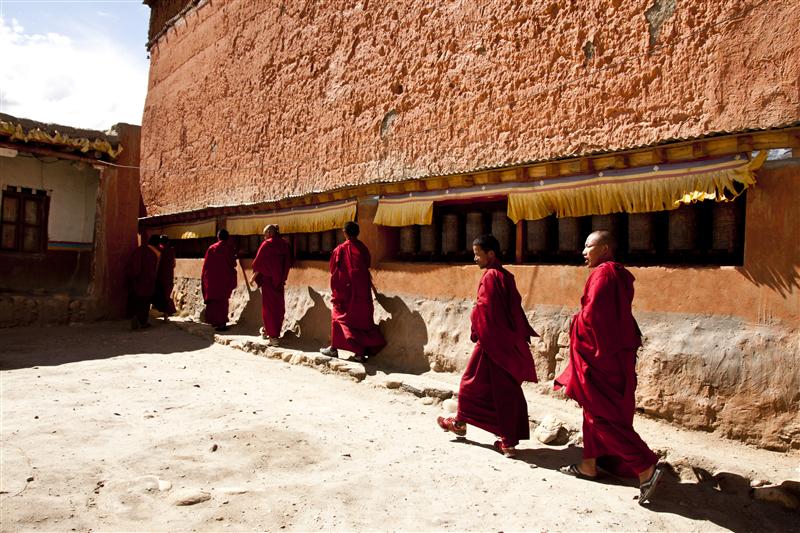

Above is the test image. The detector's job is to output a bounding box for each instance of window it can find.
[1,187,49,253]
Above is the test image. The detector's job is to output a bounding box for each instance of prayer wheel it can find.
[491,211,512,255]
[419,224,436,253]
[592,214,621,235]
[441,214,459,254]
[399,226,418,254]
[294,233,308,253]
[526,218,550,253]
[465,212,484,250]
[558,217,582,252]
[712,201,740,252]
[308,232,321,253]
[668,205,698,251]
[248,235,261,255]
[628,213,655,252]
[321,230,335,252]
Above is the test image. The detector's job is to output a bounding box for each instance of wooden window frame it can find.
[1,186,50,254]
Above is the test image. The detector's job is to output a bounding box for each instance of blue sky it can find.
[0,0,151,129]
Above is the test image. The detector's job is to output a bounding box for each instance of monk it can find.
[437,234,538,458]
[319,221,386,363]
[201,229,238,331]
[125,234,161,330]
[554,230,663,504]
[152,235,177,321]
[250,224,292,346]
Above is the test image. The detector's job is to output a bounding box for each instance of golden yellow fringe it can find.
[374,200,434,227]
[0,120,124,159]
[226,201,356,235]
[507,152,766,222]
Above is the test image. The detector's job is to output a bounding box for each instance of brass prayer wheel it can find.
[526,218,550,253]
[441,214,459,253]
[558,217,582,252]
[419,224,436,253]
[321,229,335,252]
[465,212,484,250]
[308,232,321,253]
[592,214,621,235]
[628,213,655,252]
[712,201,740,252]
[294,233,308,253]
[491,211,512,255]
[400,226,417,254]
[668,205,698,251]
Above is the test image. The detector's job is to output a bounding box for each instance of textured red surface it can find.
[141,0,800,215]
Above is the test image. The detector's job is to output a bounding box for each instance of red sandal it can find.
[494,439,516,458]
[437,416,466,437]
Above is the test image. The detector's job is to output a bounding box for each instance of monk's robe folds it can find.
[252,236,292,337]
[201,241,238,327]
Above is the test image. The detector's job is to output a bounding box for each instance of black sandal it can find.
[559,463,598,480]
[639,465,664,504]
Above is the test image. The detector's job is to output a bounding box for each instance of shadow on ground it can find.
[0,320,212,370]
[454,437,796,531]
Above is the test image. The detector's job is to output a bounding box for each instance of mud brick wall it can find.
[141,0,800,215]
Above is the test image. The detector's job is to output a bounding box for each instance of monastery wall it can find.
[142,0,800,215]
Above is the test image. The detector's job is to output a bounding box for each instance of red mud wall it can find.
[142,0,800,216]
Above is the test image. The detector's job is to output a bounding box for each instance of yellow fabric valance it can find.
[507,151,766,222]
[159,219,217,240]
[226,199,357,235]
[374,183,517,227]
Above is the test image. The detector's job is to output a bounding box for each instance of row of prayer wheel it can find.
[398,210,514,255]
[293,230,345,254]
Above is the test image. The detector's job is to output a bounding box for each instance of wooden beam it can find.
[0,140,115,166]
[515,221,524,265]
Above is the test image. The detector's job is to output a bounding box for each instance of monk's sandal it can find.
[320,346,339,358]
[437,416,466,437]
[638,464,664,505]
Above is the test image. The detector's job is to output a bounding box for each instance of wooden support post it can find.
[515,220,524,264]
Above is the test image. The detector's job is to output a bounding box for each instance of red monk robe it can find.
[554,260,658,477]
[201,239,238,329]
[125,241,160,327]
[457,259,538,448]
[252,236,292,338]
[329,238,386,356]
[153,242,176,316]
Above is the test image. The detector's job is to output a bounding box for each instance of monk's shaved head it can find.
[588,230,617,253]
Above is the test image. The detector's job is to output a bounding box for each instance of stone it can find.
[421,396,436,405]
[442,399,458,413]
[383,378,402,389]
[752,486,800,511]
[347,366,366,381]
[288,353,306,365]
[172,489,212,506]
[533,414,563,444]
[158,479,172,491]
[556,331,570,347]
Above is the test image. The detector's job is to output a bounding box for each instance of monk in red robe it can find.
[554,230,663,504]
[125,234,161,329]
[437,234,538,458]
[320,221,385,363]
[153,235,177,320]
[250,224,292,346]
[201,229,238,331]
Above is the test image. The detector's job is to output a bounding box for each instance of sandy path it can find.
[1,322,795,532]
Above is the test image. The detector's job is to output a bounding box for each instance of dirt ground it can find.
[1,322,797,532]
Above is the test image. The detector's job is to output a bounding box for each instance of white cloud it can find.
[0,16,148,130]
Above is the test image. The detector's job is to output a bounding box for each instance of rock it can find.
[533,414,563,444]
[750,479,770,488]
[158,479,172,491]
[281,352,293,362]
[383,378,402,389]
[347,366,366,381]
[421,396,436,405]
[289,353,306,365]
[172,489,212,506]
[442,399,458,413]
[400,383,425,397]
[210,444,218,452]
[752,485,800,510]
[557,331,570,347]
